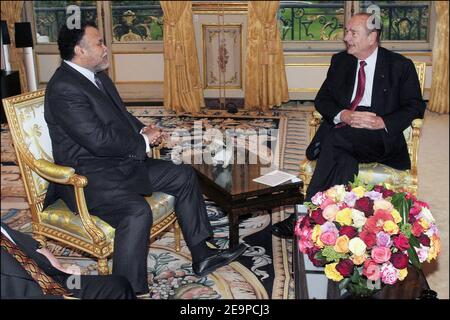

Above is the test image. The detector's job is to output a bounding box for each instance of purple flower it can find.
[376,231,392,248]
[344,192,358,207]
[415,245,429,263]
[364,190,383,201]
[320,221,338,235]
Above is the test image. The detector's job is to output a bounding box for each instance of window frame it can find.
[280,0,435,52]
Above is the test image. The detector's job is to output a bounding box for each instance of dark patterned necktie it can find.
[94,73,107,95]
[1,233,71,296]
[336,60,367,128]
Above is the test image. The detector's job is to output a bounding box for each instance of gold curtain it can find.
[161,1,204,113]
[428,1,449,114]
[244,1,289,111]
[1,1,28,93]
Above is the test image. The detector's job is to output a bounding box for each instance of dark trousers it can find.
[90,159,213,294]
[68,275,136,299]
[305,125,386,201]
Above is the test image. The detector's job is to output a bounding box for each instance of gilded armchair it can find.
[2,90,181,275]
[300,62,426,196]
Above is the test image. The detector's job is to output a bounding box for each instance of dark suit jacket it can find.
[43,62,153,212]
[310,47,426,170]
[1,223,67,299]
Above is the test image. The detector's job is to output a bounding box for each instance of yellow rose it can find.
[336,208,352,226]
[373,199,394,212]
[334,235,350,253]
[351,186,366,198]
[391,209,402,224]
[418,218,430,230]
[383,220,399,235]
[351,254,367,265]
[427,236,441,262]
[398,268,408,281]
[324,263,344,281]
[311,224,323,248]
[348,237,367,256]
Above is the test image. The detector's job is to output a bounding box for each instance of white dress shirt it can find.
[1,226,16,244]
[334,47,379,124]
[63,60,150,152]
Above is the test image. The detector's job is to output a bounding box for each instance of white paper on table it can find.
[252,170,299,187]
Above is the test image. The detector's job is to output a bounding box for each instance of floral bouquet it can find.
[295,180,440,297]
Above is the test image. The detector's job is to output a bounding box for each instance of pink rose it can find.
[371,246,392,264]
[393,233,410,251]
[380,262,398,285]
[322,204,339,222]
[362,259,381,281]
[320,197,336,210]
[320,231,337,246]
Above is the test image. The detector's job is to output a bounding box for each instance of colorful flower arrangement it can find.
[295,181,440,297]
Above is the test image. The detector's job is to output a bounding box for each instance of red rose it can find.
[393,233,410,250]
[418,234,431,247]
[382,189,395,198]
[307,247,326,267]
[310,208,326,225]
[390,252,409,269]
[359,230,377,248]
[354,197,374,217]
[336,259,354,277]
[339,226,358,239]
[412,221,424,237]
[373,185,394,198]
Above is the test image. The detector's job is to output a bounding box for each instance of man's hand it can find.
[142,125,167,146]
[341,110,385,130]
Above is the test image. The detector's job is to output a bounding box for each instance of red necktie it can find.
[1,233,71,296]
[336,60,367,128]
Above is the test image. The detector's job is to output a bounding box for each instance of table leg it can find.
[229,211,239,248]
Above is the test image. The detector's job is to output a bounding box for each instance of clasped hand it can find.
[141,124,168,147]
[341,110,386,130]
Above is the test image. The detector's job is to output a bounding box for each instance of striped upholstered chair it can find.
[300,61,426,196]
[2,89,181,275]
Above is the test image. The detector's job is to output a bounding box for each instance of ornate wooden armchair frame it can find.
[300,62,426,196]
[3,90,181,275]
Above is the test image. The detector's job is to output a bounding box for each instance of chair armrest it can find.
[34,159,77,184]
[151,140,166,159]
[410,118,422,176]
[308,111,323,143]
[33,159,107,245]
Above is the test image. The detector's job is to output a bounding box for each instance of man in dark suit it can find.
[43,22,246,295]
[272,13,425,238]
[1,222,135,299]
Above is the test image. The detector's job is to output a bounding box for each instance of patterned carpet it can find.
[0,106,311,299]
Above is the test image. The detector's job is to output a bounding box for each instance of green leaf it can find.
[400,223,412,237]
[408,246,422,270]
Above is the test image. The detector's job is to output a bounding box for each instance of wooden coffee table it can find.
[191,162,303,248]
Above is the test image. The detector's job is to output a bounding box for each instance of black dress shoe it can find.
[271,214,296,238]
[192,243,247,277]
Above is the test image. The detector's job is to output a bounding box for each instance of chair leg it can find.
[97,258,109,275]
[174,221,181,252]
